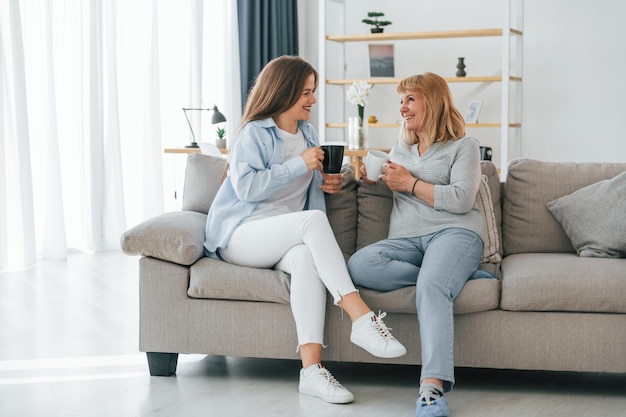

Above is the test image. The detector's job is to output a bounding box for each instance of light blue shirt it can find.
[204,118,325,255]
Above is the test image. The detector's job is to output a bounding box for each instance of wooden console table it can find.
[164,147,226,155]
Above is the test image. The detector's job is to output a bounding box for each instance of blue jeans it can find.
[347,228,483,392]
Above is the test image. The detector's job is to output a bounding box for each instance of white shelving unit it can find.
[317,0,523,177]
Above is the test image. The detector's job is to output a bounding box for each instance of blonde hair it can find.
[240,55,318,129]
[396,72,465,147]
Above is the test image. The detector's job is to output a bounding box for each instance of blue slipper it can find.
[416,396,449,417]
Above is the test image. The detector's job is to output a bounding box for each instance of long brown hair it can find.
[397,72,465,147]
[240,55,318,129]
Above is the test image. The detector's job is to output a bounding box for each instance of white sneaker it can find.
[350,311,407,358]
[299,364,354,404]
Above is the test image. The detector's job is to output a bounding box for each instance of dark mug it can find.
[479,146,493,161]
[321,145,345,174]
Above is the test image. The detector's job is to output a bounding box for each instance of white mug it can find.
[365,150,389,181]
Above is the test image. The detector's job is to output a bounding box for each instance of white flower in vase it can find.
[346,81,372,148]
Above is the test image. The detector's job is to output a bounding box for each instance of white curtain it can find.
[224,0,243,141]
[0,0,239,270]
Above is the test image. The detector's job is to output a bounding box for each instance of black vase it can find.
[456,57,466,77]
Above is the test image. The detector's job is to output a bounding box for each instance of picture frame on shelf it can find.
[465,100,483,123]
[368,44,395,77]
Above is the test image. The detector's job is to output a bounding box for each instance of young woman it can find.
[204,55,406,404]
[348,72,484,417]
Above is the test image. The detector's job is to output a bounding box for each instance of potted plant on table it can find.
[215,127,227,149]
[362,12,392,33]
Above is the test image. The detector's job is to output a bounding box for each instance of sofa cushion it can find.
[502,159,626,256]
[188,257,291,304]
[356,180,393,251]
[187,257,500,314]
[359,277,500,315]
[356,161,502,264]
[359,278,500,314]
[500,253,626,313]
[182,153,228,214]
[546,171,626,258]
[121,211,208,266]
[325,164,358,260]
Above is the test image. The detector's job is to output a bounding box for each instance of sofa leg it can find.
[146,352,178,376]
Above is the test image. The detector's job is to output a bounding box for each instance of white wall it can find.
[302,0,626,165]
[522,0,626,162]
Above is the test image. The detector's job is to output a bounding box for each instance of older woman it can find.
[348,72,484,417]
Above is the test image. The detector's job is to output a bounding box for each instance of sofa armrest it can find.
[121,211,208,266]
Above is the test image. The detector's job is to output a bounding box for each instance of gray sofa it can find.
[121,154,626,377]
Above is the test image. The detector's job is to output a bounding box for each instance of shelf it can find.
[327,76,522,85]
[326,28,522,43]
[318,0,524,177]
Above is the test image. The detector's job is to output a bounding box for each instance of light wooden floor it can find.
[1,251,625,417]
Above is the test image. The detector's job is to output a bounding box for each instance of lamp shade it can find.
[211,106,227,124]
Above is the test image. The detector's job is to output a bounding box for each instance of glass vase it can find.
[348,116,367,149]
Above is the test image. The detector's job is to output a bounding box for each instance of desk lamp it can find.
[182,106,227,148]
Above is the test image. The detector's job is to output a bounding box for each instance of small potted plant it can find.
[215,126,227,149]
[362,12,392,34]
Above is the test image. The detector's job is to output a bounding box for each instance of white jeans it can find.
[218,210,357,347]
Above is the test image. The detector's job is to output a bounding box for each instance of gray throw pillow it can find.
[182,153,228,214]
[477,174,501,264]
[547,171,626,258]
[121,211,208,265]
